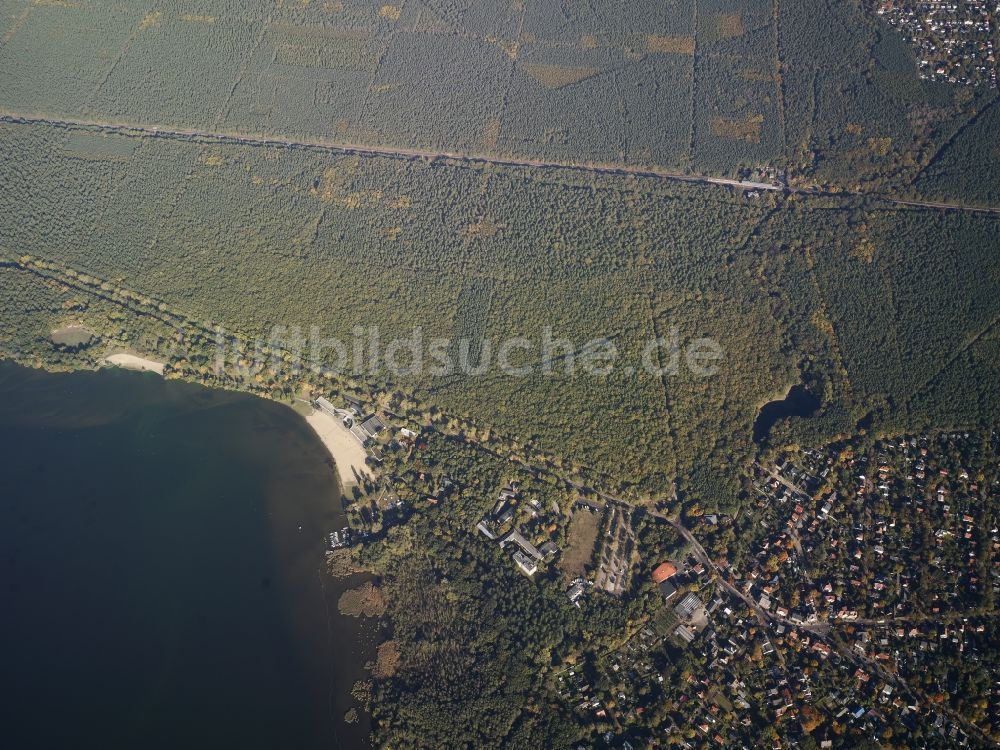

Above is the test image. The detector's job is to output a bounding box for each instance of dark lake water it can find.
[752,383,821,443]
[0,362,373,749]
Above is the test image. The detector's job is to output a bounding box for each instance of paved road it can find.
[666,512,997,744]
[11,113,998,739]
[753,461,814,501]
[0,110,786,188]
[564,479,999,746]
[836,609,1000,627]
[4,111,1000,216]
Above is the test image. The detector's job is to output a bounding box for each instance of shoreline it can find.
[0,358,375,748]
[102,352,165,376]
[303,408,372,494]
[4,353,373,496]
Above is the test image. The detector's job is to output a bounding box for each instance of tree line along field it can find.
[1,116,998,510]
[0,0,995,199]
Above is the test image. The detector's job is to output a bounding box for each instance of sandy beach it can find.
[304,409,371,493]
[102,353,165,376]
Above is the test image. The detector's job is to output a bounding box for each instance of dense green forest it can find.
[2,115,997,507]
[3,1,1000,746]
[913,97,1000,206]
[0,0,995,196]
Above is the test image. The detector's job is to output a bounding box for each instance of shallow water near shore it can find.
[0,361,373,749]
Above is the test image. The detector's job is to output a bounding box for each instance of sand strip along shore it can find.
[102,353,165,376]
[304,408,372,493]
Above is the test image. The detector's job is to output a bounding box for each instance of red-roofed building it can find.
[652,562,677,583]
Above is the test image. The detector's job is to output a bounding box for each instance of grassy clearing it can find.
[710,113,763,141]
[560,509,601,579]
[60,132,137,161]
[646,35,695,54]
[716,12,744,39]
[522,63,599,90]
[269,24,376,72]
[50,324,94,347]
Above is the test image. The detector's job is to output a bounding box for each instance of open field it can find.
[50,324,94,348]
[560,507,602,580]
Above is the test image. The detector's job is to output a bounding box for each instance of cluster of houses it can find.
[556,620,679,733]
[638,569,972,745]
[744,435,997,628]
[666,600,801,730]
[552,432,998,746]
[850,615,1000,733]
[743,456,836,624]
[314,392,420,542]
[735,436,997,730]
[562,563,853,746]
[876,0,998,87]
[476,483,559,577]
[556,665,608,721]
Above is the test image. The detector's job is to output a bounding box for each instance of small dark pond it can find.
[753,383,821,443]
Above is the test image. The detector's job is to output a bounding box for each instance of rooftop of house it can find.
[652,561,678,583]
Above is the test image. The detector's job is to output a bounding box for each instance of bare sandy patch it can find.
[304,408,372,492]
[523,63,599,89]
[138,10,162,30]
[482,117,501,149]
[465,217,504,239]
[378,5,401,21]
[103,353,165,376]
[646,35,695,55]
[716,13,744,39]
